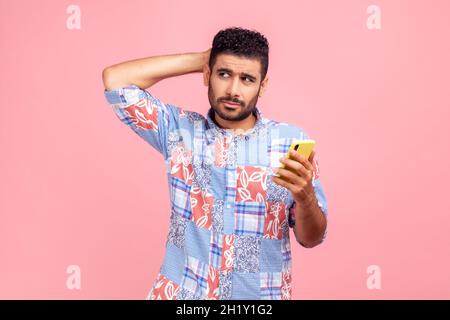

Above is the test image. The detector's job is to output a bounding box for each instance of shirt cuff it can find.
[103,84,144,106]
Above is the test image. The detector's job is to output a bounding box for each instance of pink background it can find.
[1,0,449,299]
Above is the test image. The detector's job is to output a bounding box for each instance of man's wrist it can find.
[294,195,319,221]
[295,194,317,209]
[202,48,211,65]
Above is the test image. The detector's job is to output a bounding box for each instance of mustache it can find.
[219,98,243,106]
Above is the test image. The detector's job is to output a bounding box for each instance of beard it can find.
[208,79,260,122]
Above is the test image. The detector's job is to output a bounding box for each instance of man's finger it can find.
[271,174,295,192]
[308,150,315,162]
[288,150,314,171]
[280,157,309,177]
[274,167,304,185]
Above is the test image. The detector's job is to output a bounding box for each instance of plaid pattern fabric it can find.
[171,176,192,219]
[268,138,295,168]
[235,202,266,237]
[209,232,223,269]
[281,237,292,272]
[224,166,237,204]
[261,272,282,300]
[181,256,209,296]
[104,85,328,300]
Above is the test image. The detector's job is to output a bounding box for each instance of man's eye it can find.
[219,73,253,82]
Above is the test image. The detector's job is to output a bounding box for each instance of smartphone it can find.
[275,139,316,178]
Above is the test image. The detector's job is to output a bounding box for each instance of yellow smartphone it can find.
[275,139,316,178]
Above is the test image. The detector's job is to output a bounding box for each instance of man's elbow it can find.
[102,67,118,91]
[295,229,327,248]
[294,221,328,249]
[297,238,324,249]
[101,66,158,91]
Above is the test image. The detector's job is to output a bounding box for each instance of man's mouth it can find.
[222,101,241,110]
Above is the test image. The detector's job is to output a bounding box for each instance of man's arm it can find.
[102,49,211,156]
[102,49,211,90]
[291,197,327,248]
[273,149,328,248]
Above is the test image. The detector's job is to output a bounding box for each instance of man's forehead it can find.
[214,54,261,75]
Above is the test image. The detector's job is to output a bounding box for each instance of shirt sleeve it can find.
[103,84,180,159]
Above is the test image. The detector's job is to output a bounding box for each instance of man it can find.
[102,27,328,300]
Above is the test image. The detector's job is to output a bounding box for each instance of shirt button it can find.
[226,204,231,209]
[245,136,250,141]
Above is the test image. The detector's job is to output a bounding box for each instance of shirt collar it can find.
[205,107,265,143]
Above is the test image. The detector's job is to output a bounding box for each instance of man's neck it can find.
[211,109,257,132]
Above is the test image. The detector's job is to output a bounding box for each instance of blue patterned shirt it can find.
[104,84,328,300]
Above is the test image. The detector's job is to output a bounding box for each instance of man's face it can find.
[205,53,268,123]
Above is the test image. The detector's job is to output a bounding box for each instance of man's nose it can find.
[226,77,241,100]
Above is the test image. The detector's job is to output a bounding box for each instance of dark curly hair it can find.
[209,27,269,82]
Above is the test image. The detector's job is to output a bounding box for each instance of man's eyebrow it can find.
[216,67,257,80]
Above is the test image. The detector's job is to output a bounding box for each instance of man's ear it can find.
[259,76,269,97]
[203,64,210,87]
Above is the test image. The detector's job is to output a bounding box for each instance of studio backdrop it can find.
[1,0,449,299]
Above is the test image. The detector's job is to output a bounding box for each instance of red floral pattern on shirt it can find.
[236,166,267,202]
[264,202,287,240]
[122,98,158,131]
[190,185,214,230]
[221,235,235,272]
[206,266,220,300]
[214,136,232,167]
[281,271,292,300]
[149,273,180,300]
[170,143,193,185]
